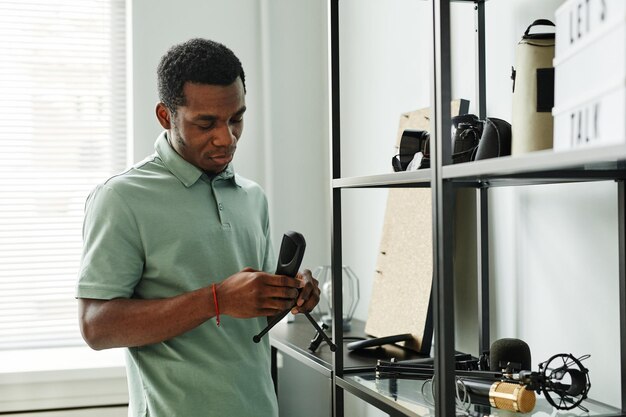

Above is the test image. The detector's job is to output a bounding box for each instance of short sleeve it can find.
[76,184,145,300]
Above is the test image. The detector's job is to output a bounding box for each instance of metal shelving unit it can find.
[322,0,626,416]
[325,0,459,415]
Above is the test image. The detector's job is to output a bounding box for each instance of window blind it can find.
[0,0,127,350]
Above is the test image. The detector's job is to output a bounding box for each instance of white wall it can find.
[259,0,330,270]
[131,0,329,270]
[131,0,265,182]
[338,0,432,327]
[484,0,619,407]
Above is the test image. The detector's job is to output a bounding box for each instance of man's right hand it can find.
[78,267,301,350]
[216,267,303,318]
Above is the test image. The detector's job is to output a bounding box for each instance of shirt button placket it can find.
[211,181,230,229]
[217,201,230,229]
[210,181,224,224]
[216,199,224,224]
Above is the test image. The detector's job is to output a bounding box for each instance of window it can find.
[0,0,127,350]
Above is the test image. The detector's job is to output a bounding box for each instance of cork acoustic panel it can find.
[364,100,467,353]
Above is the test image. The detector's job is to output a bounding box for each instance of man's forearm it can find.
[78,287,215,350]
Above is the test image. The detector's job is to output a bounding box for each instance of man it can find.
[77,38,320,417]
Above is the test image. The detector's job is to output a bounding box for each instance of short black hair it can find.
[157,38,246,112]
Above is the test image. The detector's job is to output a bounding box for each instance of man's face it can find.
[156,78,246,174]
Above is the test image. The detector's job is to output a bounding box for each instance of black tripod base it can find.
[303,313,336,351]
[253,308,291,343]
[253,310,336,352]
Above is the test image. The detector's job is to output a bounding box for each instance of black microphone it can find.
[489,338,531,372]
[458,378,536,413]
[253,231,306,343]
[252,232,336,351]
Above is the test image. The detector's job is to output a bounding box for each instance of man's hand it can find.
[78,267,321,350]
[217,267,303,318]
[290,269,320,315]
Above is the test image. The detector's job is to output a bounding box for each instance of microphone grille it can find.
[490,381,536,413]
[489,338,531,371]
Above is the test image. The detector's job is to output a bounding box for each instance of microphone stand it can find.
[253,306,336,352]
[252,231,336,352]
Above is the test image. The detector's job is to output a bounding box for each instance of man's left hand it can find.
[291,269,320,314]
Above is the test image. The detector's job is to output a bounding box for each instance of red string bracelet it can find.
[212,283,220,327]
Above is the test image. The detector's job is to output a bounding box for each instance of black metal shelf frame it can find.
[326,0,461,415]
[327,0,626,416]
[328,2,344,417]
[430,1,456,417]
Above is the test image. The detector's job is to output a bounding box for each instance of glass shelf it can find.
[332,145,626,189]
[269,316,428,378]
[443,145,626,186]
[340,373,621,417]
[332,170,432,189]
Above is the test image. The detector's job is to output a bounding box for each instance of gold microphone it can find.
[460,379,536,413]
[489,381,536,413]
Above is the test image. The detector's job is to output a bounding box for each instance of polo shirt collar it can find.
[154,131,239,188]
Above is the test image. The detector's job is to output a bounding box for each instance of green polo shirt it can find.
[77,131,278,417]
